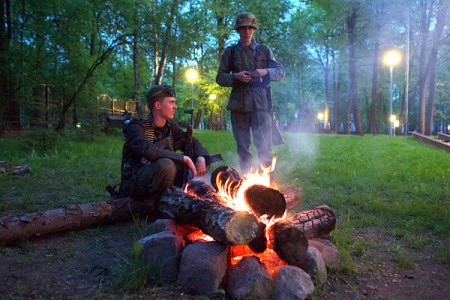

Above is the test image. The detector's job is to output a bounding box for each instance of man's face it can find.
[155,96,177,120]
[237,26,255,44]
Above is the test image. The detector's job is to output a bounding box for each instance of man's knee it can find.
[151,158,176,185]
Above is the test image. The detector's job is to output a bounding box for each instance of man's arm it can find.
[216,47,235,87]
[264,46,285,82]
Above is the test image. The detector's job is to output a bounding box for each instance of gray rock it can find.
[226,256,273,299]
[178,241,229,295]
[272,265,315,300]
[138,230,184,284]
[295,246,327,286]
[144,218,192,238]
[308,239,343,269]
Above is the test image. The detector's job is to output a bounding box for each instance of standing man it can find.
[216,12,285,174]
[119,84,209,211]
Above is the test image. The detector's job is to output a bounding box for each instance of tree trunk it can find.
[154,0,177,85]
[424,0,447,135]
[346,2,364,135]
[370,29,380,134]
[331,50,340,134]
[417,0,432,134]
[133,31,144,118]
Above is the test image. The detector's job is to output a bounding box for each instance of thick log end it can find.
[269,221,309,265]
[225,211,260,245]
[244,184,286,218]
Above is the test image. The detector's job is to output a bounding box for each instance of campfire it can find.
[139,164,340,298]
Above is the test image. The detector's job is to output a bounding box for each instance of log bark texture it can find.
[0,197,153,245]
[159,186,261,245]
[290,205,336,239]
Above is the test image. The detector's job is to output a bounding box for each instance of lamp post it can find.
[185,68,199,127]
[317,112,324,130]
[384,50,401,136]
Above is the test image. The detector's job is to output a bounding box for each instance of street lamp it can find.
[384,50,401,136]
[317,112,324,130]
[186,68,198,108]
[390,115,398,136]
[185,68,199,127]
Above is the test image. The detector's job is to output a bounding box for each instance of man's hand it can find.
[233,71,252,83]
[251,69,269,78]
[183,156,197,177]
[195,156,207,177]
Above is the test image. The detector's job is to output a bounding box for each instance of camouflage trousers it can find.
[230,110,273,174]
[119,158,187,210]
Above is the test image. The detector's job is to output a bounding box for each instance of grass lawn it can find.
[1,129,449,266]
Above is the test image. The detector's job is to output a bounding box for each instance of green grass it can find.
[1,129,449,265]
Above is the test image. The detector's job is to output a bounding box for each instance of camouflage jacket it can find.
[121,113,209,180]
[216,40,285,112]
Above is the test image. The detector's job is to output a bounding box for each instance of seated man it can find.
[119,84,210,211]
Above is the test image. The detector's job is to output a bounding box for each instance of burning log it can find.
[184,180,225,205]
[211,166,286,218]
[290,205,336,239]
[185,180,267,252]
[244,184,286,218]
[268,220,309,265]
[159,186,262,246]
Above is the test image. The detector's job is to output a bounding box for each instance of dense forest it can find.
[0,0,448,135]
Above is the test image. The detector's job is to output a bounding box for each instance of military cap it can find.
[146,84,176,109]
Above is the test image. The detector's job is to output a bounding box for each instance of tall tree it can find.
[424,0,447,135]
[345,1,363,135]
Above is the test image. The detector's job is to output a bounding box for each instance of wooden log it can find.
[244,184,286,218]
[210,166,286,218]
[159,186,261,246]
[278,185,302,210]
[268,220,309,265]
[184,179,267,252]
[184,179,226,205]
[290,205,336,239]
[210,165,242,196]
[0,197,154,245]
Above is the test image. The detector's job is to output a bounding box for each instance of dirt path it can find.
[0,223,448,299]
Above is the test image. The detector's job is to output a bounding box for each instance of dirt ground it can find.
[0,222,448,300]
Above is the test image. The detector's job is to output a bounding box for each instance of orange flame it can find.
[215,158,286,227]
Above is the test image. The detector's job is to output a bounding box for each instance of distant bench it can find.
[437,132,450,143]
[411,131,450,152]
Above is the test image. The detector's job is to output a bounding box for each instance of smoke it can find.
[274,132,318,183]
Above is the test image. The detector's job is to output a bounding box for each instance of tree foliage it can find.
[0,0,448,134]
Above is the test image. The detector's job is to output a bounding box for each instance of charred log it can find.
[291,205,336,239]
[268,220,309,265]
[184,180,225,205]
[244,184,286,218]
[159,186,262,246]
[184,179,268,252]
[278,185,302,210]
[211,166,242,193]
